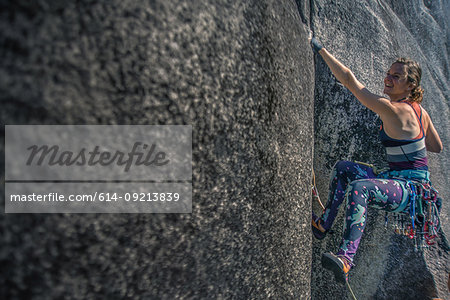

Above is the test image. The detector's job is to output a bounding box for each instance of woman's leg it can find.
[337,178,405,261]
[319,161,376,231]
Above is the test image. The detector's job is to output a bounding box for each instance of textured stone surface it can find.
[0,0,314,299]
[310,0,449,299]
[1,0,448,299]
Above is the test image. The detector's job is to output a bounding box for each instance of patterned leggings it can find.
[319,161,407,262]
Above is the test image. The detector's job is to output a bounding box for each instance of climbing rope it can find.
[312,168,325,210]
[346,279,358,300]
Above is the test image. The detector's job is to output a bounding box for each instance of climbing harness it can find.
[378,169,441,252]
[386,182,441,251]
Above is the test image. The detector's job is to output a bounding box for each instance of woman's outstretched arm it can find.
[312,39,395,117]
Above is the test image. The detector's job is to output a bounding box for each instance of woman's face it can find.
[383,63,414,100]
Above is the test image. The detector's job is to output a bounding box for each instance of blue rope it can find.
[409,182,417,230]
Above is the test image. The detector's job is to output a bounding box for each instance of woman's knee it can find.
[346,180,368,203]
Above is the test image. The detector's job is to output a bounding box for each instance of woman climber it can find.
[309,37,443,283]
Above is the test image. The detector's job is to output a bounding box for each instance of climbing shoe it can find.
[311,212,327,240]
[321,252,353,283]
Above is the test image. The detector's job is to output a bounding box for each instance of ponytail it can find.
[410,85,424,104]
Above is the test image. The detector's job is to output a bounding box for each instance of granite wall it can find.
[309,0,449,299]
[1,0,314,299]
[0,0,448,299]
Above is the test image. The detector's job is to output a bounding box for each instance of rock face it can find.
[1,0,314,299]
[0,0,448,299]
[309,0,449,299]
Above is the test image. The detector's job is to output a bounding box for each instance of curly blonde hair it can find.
[394,58,424,103]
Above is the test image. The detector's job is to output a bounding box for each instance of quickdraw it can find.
[424,221,437,245]
[386,180,441,252]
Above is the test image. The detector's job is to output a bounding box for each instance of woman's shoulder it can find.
[390,100,422,114]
